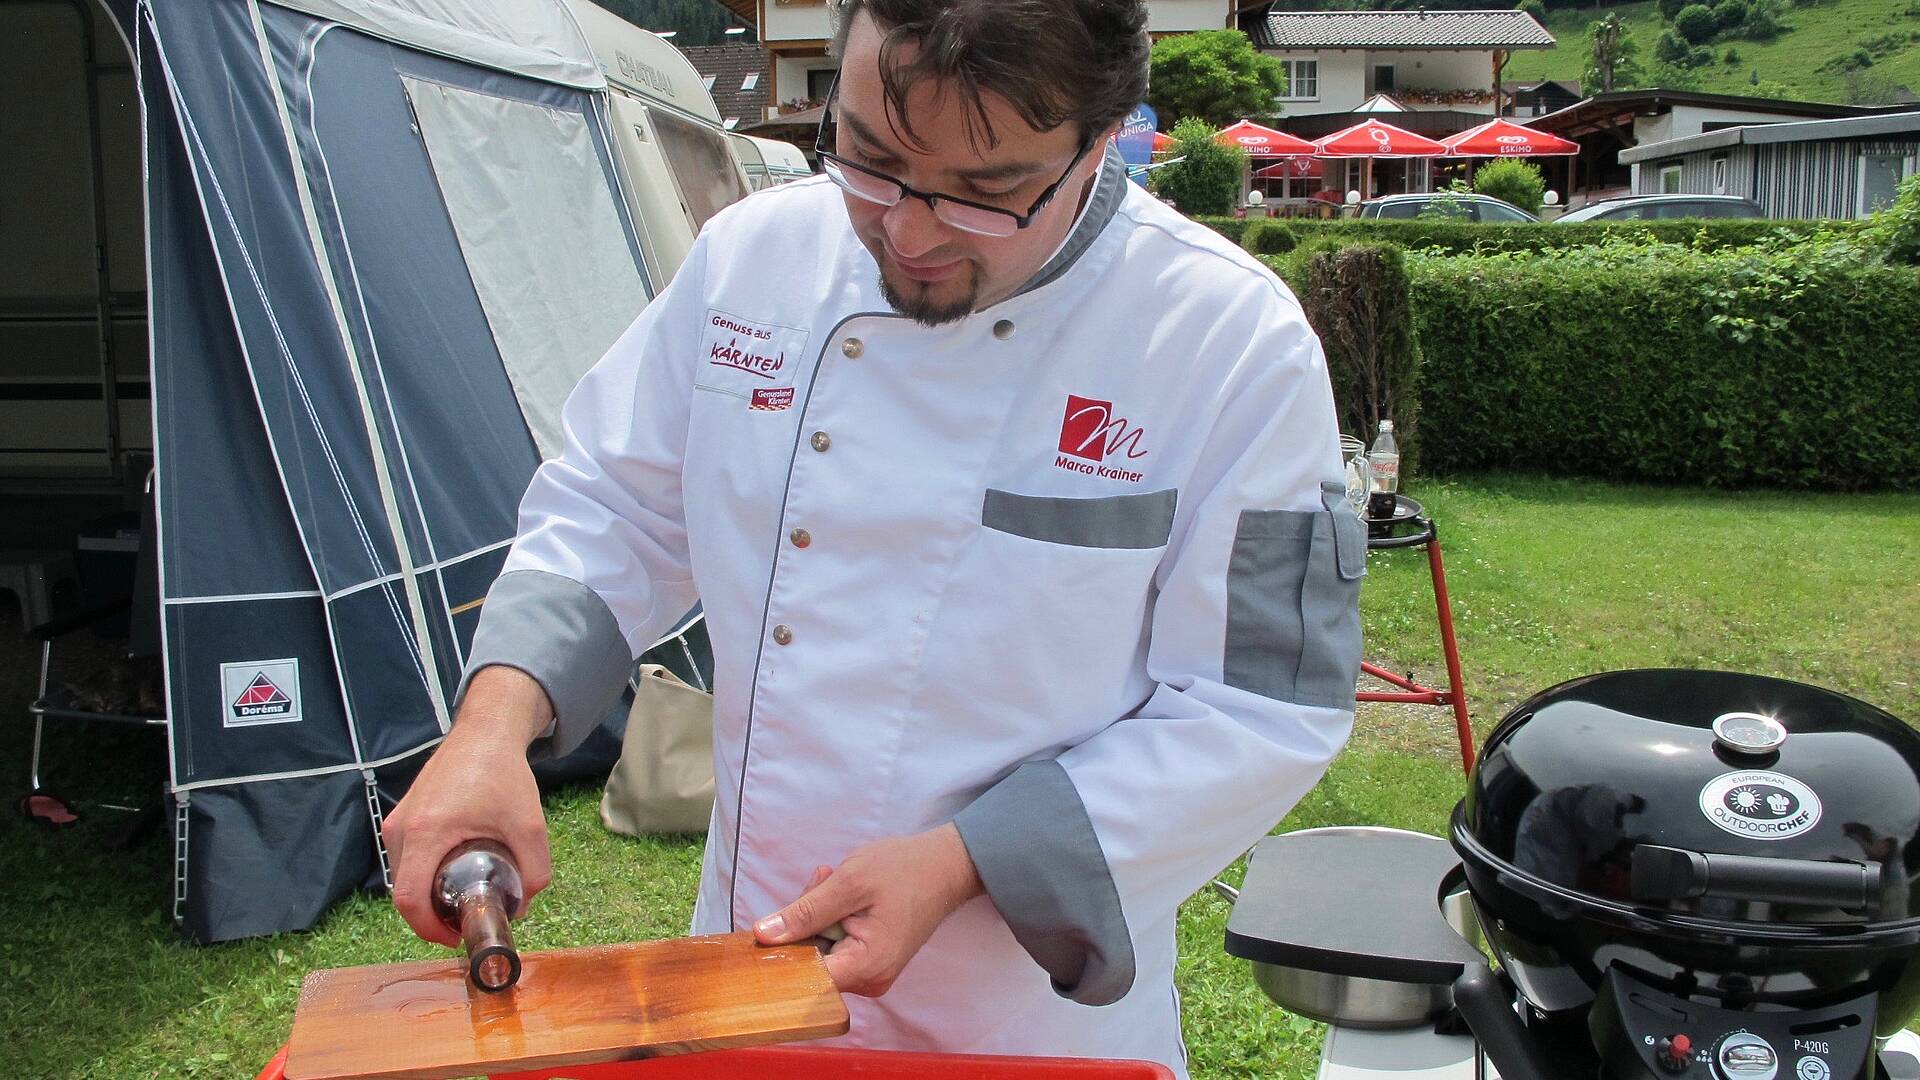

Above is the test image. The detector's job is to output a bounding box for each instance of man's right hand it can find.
[383,665,557,947]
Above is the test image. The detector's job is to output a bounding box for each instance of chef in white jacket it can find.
[383,0,1364,1072]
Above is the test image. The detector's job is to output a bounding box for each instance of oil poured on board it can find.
[283,932,848,1080]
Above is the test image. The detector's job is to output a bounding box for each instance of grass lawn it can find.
[3,474,1917,1079]
[1500,0,1920,103]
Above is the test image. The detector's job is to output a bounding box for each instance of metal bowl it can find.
[1243,848,1485,1029]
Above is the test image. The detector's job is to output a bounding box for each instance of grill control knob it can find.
[1659,1034,1694,1073]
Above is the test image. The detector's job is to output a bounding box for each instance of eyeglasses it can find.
[813,94,1093,238]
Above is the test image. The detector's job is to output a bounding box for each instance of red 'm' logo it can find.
[1059,395,1148,462]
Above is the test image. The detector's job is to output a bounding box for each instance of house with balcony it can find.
[1239,9,1556,140]
[712,0,1246,125]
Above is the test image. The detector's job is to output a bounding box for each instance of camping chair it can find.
[18,480,164,829]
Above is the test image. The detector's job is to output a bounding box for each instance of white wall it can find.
[1149,0,1229,32]
[1270,49,1366,112]
[763,0,833,44]
[1641,104,1817,142]
[1367,49,1499,107]
[767,0,1226,43]
[772,54,838,115]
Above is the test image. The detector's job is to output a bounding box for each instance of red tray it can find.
[259,1043,1176,1080]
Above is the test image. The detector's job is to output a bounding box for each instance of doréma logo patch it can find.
[1055,394,1149,483]
[221,658,303,728]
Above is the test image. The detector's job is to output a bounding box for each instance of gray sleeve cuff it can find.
[953,759,1135,1005]
[456,569,633,761]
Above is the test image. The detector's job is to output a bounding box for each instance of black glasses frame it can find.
[812,90,1094,236]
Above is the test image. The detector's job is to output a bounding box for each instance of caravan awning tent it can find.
[124,0,663,941]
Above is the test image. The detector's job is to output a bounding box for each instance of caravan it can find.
[2,0,731,942]
[565,0,753,277]
[731,132,816,191]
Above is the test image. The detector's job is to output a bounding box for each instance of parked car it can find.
[1358,192,1539,222]
[1554,194,1764,222]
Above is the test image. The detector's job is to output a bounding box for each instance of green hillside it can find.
[1502,0,1920,104]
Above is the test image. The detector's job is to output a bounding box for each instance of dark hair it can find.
[829,0,1149,152]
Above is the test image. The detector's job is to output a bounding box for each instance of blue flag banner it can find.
[1114,103,1157,187]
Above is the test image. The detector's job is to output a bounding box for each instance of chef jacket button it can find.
[810,431,831,452]
[992,319,1014,340]
[842,338,863,359]
[789,528,812,549]
[772,624,794,646]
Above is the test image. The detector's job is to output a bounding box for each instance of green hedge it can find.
[1399,250,1920,489]
[1202,215,1863,254]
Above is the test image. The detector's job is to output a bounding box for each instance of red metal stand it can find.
[1358,499,1475,775]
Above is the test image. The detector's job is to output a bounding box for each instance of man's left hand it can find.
[753,822,984,997]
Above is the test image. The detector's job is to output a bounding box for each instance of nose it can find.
[880,195,952,261]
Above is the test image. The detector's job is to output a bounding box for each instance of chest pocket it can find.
[981,488,1179,550]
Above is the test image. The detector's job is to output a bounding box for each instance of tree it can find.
[1147,30,1287,129]
[1584,15,1643,92]
[1473,159,1547,216]
[1655,27,1694,64]
[1657,0,1690,20]
[1515,0,1547,21]
[1148,117,1246,216]
[1674,4,1719,43]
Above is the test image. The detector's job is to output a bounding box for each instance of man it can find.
[382,0,1364,1071]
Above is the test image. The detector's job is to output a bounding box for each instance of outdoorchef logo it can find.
[1055,394,1148,483]
[1699,770,1821,840]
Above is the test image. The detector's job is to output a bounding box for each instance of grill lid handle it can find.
[1631,844,1882,913]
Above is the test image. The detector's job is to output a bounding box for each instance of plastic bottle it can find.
[1366,420,1400,521]
[432,839,525,992]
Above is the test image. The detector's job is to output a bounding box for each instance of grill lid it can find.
[1456,669,1920,926]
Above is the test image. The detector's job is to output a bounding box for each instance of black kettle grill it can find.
[1225,670,1920,1080]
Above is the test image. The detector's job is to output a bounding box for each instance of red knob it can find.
[1670,1035,1692,1059]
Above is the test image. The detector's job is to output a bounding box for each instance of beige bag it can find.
[599,664,715,835]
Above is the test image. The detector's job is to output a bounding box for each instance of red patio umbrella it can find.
[1152,130,1177,153]
[1253,157,1326,180]
[1215,119,1317,157]
[1313,119,1447,158]
[1442,119,1578,157]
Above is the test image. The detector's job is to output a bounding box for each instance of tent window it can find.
[401,77,649,459]
[645,104,750,231]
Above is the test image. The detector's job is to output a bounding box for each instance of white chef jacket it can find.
[464,154,1364,1074]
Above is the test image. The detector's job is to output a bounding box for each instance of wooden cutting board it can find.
[283,931,848,1080]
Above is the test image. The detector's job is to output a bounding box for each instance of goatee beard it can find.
[878,267,978,328]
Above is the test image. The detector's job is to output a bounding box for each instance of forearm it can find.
[451,665,557,751]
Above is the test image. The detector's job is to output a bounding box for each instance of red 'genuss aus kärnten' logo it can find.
[1055,395,1148,482]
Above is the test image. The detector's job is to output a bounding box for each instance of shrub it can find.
[1675,4,1719,42]
[1194,216,1863,255]
[1862,172,1920,264]
[1149,117,1245,217]
[1241,218,1300,256]
[1516,0,1547,19]
[1714,0,1750,30]
[1742,0,1784,40]
[1284,243,1422,466]
[1655,28,1694,63]
[1658,0,1690,20]
[1724,45,1742,63]
[1473,159,1548,217]
[1406,243,1920,489]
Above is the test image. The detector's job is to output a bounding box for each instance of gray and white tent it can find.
[115,0,682,942]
